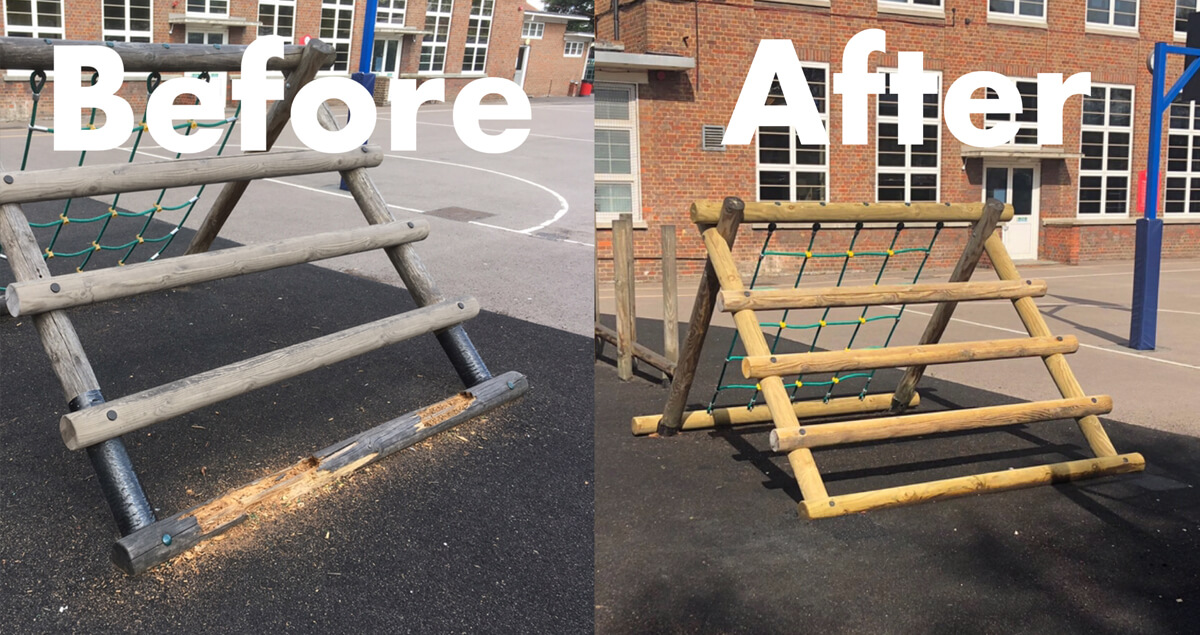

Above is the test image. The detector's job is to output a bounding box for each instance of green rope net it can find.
[1,69,240,294]
[707,219,944,413]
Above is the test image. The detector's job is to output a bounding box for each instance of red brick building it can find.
[593,0,1200,281]
[0,0,591,121]
[517,8,593,96]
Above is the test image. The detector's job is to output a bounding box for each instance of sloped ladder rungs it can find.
[740,335,1078,378]
[717,279,1046,312]
[0,147,382,205]
[61,297,480,450]
[6,220,430,316]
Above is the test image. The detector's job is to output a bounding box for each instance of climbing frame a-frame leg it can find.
[636,197,1144,518]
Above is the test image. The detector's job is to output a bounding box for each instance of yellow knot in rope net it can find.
[887,249,895,256]
[804,251,812,258]
[831,376,840,384]
[778,321,788,329]
[91,242,101,251]
[136,235,145,244]
[755,383,762,391]
[818,320,827,327]
[109,207,118,217]
[141,122,150,132]
[794,380,803,388]
[44,248,54,259]
[59,214,70,224]
[859,316,867,324]
[846,250,855,258]
[154,204,163,213]
[87,124,96,130]
[189,120,198,130]
[118,260,126,266]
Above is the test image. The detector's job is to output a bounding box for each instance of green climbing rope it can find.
[706,219,944,413]
[2,69,240,293]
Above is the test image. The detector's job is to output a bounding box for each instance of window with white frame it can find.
[878,0,943,12]
[461,0,493,74]
[259,0,295,43]
[4,0,64,38]
[1177,0,1196,35]
[319,0,355,72]
[187,0,228,15]
[876,70,941,202]
[989,0,1044,21]
[1163,96,1200,214]
[103,0,152,43]
[595,84,641,223]
[1086,0,1138,29]
[1078,85,1133,215]
[522,19,544,39]
[564,41,586,57]
[757,65,828,203]
[187,29,227,45]
[377,0,406,25]
[373,39,403,75]
[420,0,454,73]
[984,79,1039,145]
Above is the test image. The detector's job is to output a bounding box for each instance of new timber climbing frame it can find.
[0,37,527,573]
[634,197,1143,518]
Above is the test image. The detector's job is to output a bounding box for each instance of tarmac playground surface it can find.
[0,98,594,630]
[597,257,1200,633]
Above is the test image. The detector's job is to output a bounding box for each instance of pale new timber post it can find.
[661,225,679,382]
[657,197,744,436]
[890,198,1006,412]
[612,214,636,380]
[185,39,334,255]
[702,226,828,502]
[984,232,1119,458]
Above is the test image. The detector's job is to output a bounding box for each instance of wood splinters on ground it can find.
[186,452,376,533]
[414,392,475,429]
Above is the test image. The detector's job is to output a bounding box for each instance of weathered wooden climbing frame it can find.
[0,37,527,573]
[635,197,1143,518]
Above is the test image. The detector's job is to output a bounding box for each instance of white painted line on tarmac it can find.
[895,305,1200,371]
[383,153,570,234]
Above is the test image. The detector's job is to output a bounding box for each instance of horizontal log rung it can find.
[0,147,384,206]
[691,201,1015,225]
[799,453,1145,519]
[111,371,529,575]
[770,395,1112,451]
[7,220,430,317]
[0,36,317,73]
[595,323,675,376]
[741,335,1079,379]
[718,279,1047,313]
[630,392,919,436]
[60,297,480,450]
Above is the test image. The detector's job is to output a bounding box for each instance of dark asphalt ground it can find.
[0,200,593,632]
[595,315,1200,634]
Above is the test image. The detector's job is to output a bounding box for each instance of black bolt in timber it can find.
[436,325,492,387]
[69,389,156,535]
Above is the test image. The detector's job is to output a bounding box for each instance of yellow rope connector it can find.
[109,207,118,217]
[755,383,762,391]
[794,380,803,388]
[804,250,812,258]
[91,242,101,251]
[887,249,895,256]
[831,377,840,384]
[75,266,82,273]
[118,260,125,266]
[136,235,145,244]
[87,123,96,130]
[846,250,855,258]
[44,248,54,259]
[818,320,827,327]
[859,316,867,324]
[778,321,788,329]
[189,120,198,129]
[59,214,70,223]
[154,204,163,213]
[141,122,149,131]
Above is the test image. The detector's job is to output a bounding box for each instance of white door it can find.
[985,164,1040,261]
[514,46,530,89]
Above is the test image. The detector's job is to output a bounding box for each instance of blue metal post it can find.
[341,0,380,191]
[1130,43,1167,350]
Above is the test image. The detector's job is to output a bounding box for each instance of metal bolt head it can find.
[360,145,369,153]
[407,221,414,228]
[162,533,172,546]
[106,410,117,421]
[828,500,836,507]
[2,175,12,184]
[50,283,61,293]
[457,302,465,309]
[506,380,516,390]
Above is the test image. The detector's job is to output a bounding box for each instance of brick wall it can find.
[522,20,589,96]
[595,0,1200,281]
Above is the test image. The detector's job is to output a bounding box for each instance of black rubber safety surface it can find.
[0,200,593,632]
[595,315,1200,634]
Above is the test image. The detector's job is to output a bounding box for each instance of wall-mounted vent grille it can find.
[701,125,726,152]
